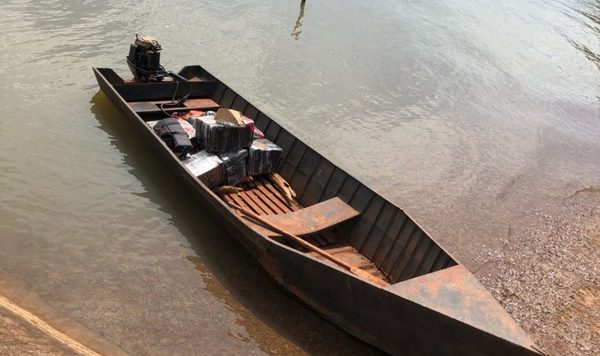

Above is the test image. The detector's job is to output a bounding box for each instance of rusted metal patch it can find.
[386,265,538,352]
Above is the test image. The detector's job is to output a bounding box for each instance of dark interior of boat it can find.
[97,66,458,285]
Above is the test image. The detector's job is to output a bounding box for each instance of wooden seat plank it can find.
[183,98,220,109]
[128,98,219,113]
[243,197,359,237]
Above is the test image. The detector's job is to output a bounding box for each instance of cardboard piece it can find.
[215,108,244,126]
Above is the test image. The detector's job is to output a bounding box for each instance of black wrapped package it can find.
[218,149,248,186]
[153,117,194,159]
[247,139,283,176]
[192,115,252,153]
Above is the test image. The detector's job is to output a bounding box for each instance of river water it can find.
[0,0,598,354]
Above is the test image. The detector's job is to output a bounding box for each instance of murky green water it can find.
[0,0,598,354]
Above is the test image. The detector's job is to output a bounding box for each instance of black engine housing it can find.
[126,35,164,82]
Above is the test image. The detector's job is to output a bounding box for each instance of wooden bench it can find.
[242,197,360,237]
[128,98,219,113]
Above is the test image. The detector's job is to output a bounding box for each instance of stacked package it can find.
[218,149,248,186]
[151,108,284,187]
[153,118,194,159]
[182,150,225,188]
[247,139,283,176]
[191,109,253,153]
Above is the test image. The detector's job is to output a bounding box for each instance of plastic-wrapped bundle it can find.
[186,112,212,150]
[191,115,252,153]
[176,117,196,139]
[182,150,225,188]
[218,149,248,186]
[153,117,193,159]
[148,118,194,138]
[247,139,283,176]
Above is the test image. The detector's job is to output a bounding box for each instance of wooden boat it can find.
[93,65,540,355]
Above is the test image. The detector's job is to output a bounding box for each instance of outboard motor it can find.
[127,35,165,82]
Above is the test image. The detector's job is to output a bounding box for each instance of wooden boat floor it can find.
[220,175,328,243]
[220,175,301,214]
[307,244,389,281]
[219,175,390,283]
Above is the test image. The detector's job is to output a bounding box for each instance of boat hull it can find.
[93,67,539,356]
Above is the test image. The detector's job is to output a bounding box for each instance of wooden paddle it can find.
[227,202,389,288]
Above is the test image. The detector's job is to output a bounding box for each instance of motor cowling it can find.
[127,35,164,82]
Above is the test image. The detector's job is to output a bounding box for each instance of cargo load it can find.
[247,139,283,176]
[218,149,248,186]
[191,114,253,153]
[182,150,225,188]
[153,117,194,159]
[148,117,195,139]
[176,117,196,139]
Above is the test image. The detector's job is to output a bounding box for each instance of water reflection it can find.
[90,92,382,355]
[291,0,306,40]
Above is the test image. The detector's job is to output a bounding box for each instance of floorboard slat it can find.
[252,180,292,214]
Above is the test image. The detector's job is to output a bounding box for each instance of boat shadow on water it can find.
[89,91,383,356]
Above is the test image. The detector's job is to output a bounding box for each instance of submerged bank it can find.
[0,307,75,356]
[0,274,127,356]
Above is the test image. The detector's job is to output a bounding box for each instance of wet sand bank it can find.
[0,307,76,356]
[0,274,127,356]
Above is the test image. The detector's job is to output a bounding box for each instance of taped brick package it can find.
[247,139,283,176]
